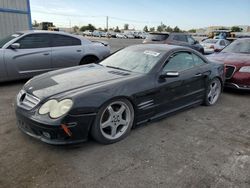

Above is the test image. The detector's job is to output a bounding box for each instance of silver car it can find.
[0,30,110,82]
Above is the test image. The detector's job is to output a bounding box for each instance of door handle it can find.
[43,53,50,56]
[194,73,203,77]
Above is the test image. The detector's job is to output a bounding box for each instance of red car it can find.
[207,38,250,90]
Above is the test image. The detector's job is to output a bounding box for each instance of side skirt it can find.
[136,99,203,126]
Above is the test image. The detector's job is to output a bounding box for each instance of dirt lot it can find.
[0,38,250,188]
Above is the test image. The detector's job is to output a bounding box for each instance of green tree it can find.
[143,26,149,32]
[80,24,96,31]
[32,20,39,27]
[114,26,120,33]
[157,24,166,32]
[231,26,242,32]
[124,24,129,30]
[173,26,180,32]
[149,27,155,32]
[188,29,196,33]
[165,26,173,32]
[73,26,79,32]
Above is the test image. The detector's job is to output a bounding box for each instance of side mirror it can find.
[160,71,179,79]
[10,43,20,49]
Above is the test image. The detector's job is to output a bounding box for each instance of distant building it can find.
[0,0,32,38]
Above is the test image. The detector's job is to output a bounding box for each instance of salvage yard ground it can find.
[0,38,249,188]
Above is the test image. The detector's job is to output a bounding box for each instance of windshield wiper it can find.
[106,65,132,72]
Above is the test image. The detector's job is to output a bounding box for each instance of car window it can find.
[172,35,187,42]
[220,40,226,46]
[187,36,195,45]
[146,34,169,41]
[17,34,51,49]
[192,54,206,66]
[51,34,81,47]
[163,52,194,72]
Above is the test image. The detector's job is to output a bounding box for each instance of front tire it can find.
[204,78,222,106]
[91,98,134,144]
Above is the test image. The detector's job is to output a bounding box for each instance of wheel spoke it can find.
[120,119,127,126]
[111,125,117,137]
[117,105,126,115]
[101,118,112,128]
[108,106,115,116]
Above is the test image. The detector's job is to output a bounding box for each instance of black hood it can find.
[24,64,137,99]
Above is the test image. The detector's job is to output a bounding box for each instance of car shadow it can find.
[223,88,250,95]
[0,79,28,88]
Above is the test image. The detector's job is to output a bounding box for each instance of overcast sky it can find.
[30,0,250,30]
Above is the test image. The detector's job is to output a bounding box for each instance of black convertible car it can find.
[16,44,224,145]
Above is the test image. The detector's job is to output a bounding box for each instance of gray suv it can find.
[0,30,110,82]
[143,32,204,54]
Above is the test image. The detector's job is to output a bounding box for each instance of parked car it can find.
[82,30,93,36]
[92,30,102,37]
[143,32,204,54]
[0,30,110,82]
[200,39,230,54]
[207,38,250,90]
[15,44,224,145]
[106,32,117,38]
[116,33,127,39]
[124,33,135,39]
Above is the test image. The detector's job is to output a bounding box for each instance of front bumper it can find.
[16,108,96,145]
[225,72,250,90]
[225,82,250,90]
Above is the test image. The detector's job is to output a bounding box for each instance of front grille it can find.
[225,65,236,79]
[17,90,40,110]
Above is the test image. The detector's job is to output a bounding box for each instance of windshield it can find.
[146,34,169,41]
[0,33,22,48]
[100,47,165,73]
[222,40,250,54]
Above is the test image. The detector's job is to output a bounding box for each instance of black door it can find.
[155,51,207,116]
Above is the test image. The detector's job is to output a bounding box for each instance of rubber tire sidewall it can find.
[91,98,134,144]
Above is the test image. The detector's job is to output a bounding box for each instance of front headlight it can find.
[239,66,250,73]
[39,99,73,119]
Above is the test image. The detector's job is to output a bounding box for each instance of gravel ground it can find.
[0,38,249,188]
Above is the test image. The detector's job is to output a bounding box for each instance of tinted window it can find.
[172,35,187,42]
[192,54,206,66]
[17,34,50,49]
[146,34,169,41]
[52,34,81,47]
[163,52,194,72]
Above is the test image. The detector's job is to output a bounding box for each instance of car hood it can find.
[207,52,250,67]
[24,64,138,99]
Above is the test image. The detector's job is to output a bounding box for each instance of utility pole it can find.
[106,16,109,32]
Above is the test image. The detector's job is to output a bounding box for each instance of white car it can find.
[116,33,127,39]
[201,39,230,54]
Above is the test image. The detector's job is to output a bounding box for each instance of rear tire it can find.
[80,56,99,65]
[91,98,134,144]
[204,78,222,106]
